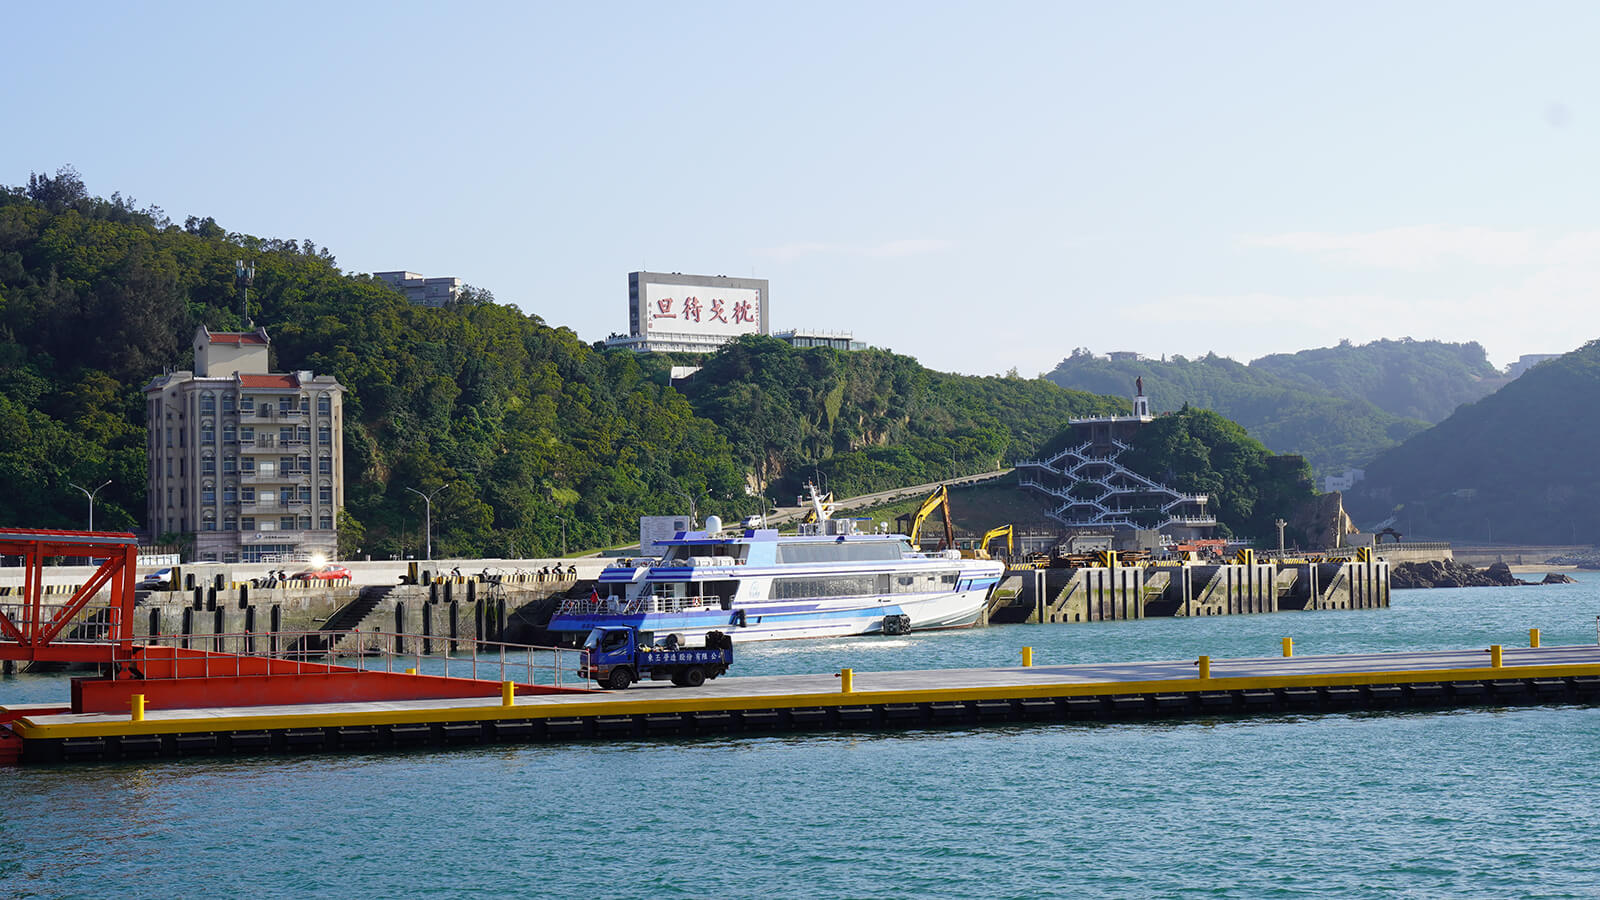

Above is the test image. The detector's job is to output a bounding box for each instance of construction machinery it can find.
[896,484,954,549]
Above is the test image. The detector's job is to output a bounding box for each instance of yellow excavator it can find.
[897,484,955,549]
[979,524,1013,560]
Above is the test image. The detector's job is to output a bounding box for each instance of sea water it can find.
[4,577,1600,898]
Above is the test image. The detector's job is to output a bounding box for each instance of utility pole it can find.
[68,480,112,532]
[1275,518,1287,555]
[405,483,452,562]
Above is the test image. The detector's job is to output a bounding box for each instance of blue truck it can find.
[580,626,733,690]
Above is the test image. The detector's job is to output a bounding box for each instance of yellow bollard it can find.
[406,667,418,676]
[501,681,515,707]
[1197,656,1211,680]
[1490,645,1503,668]
[839,668,854,693]
[1282,637,1293,658]
[130,693,145,722]
[1022,647,1033,667]
[1530,628,1541,649]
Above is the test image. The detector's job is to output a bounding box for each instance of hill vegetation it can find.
[0,167,1129,556]
[1344,340,1600,545]
[1044,339,1508,475]
[678,336,1125,501]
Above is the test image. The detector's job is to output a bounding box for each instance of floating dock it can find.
[8,642,1600,765]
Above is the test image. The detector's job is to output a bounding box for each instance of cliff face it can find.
[1289,491,1357,551]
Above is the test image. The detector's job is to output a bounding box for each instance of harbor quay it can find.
[6,639,1593,765]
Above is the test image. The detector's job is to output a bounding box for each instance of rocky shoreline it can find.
[1391,560,1577,589]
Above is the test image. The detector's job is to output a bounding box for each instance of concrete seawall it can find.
[989,559,1390,624]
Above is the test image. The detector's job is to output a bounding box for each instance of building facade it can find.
[605,271,770,354]
[373,271,463,307]
[144,327,346,564]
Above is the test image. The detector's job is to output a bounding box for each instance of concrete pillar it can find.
[422,602,433,656]
[394,602,407,655]
[449,600,459,653]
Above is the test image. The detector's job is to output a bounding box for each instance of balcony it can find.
[250,407,306,422]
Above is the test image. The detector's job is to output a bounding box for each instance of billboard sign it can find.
[641,280,762,338]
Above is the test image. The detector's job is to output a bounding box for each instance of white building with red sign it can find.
[605,271,770,353]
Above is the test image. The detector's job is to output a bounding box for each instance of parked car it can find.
[290,564,353,583]
[139,567,175,590]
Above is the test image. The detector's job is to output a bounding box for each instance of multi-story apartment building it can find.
[144,327,345,564]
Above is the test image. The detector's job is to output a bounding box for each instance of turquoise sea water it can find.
[5,577,1600,898]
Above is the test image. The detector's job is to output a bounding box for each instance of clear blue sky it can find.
[8,2,1599,376]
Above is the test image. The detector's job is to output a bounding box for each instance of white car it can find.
[139,567,175,590]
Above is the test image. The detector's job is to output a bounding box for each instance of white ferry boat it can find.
[546,488,1005,643]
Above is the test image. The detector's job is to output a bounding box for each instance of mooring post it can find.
[1490,644,1503,668]
[501,681,515,707]
[1282,637,1293,658]
[1021,647,1033,667]
[130,693,145,722]
[839,668,853,693]
[1197,655,1211,679]
[1530,628,1541,649]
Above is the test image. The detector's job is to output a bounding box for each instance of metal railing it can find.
[138,629,589,687]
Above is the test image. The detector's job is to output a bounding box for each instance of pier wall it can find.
[1004,558,1389,624]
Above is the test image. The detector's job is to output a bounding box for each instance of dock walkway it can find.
[9,644,1600,764]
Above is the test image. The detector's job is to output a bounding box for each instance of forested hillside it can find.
[1344,340,1600,545]
[679,336,1125,499]
[1044,350,1427,474]
[0,169,748,556]
[1251,338,1506,423]
[0,169,1131,556]
[1113,409,1316,543]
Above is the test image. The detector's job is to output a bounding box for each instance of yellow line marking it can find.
[13,662,1600,740]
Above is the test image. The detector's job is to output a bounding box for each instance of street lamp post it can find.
[405,483,452,562]
[68,480,112,532]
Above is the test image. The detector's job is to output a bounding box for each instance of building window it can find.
[279,456,295,473]
[223,393,235,413]
[165,460,173,477]
[279,397,293,413]
[223,424,236,443]
[319,485,332,504]
[166,427,173,448]
[223,456,236,475]
[202,484,216,504]
[241,457,255,473]
[318,426,331,445]
[200,394,215,415]
[319,516,333,530]
[280,516,295,531]
[318,456,332,475]
[298,486,311,503]
[202,457,215,476]
[224,516,237,532]
[179,458,185,477]
[317,394,331,414]
[241,517,255,531]
[240,396,254,414]
[297,426,310,444]
[203,519,217,532]
[201,427,214,445]
[224,485,238,504]
[240,426,254,442]
[300,395,310,413]
[242,487,255,502]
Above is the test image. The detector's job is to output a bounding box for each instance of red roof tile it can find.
[207,332,268,346]
[238,374,298,388]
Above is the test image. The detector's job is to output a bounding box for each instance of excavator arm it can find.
[909,484,951,547]
[980,524,1013,558]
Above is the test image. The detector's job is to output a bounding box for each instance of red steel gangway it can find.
[0,527,140,669]
[0,528,591,741]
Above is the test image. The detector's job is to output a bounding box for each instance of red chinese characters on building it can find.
[652,297,676,319]
[682,296,702,322]
[732,300,755,324]
[709,298,728,323]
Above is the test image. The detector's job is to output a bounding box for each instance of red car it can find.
[291,564,353,583]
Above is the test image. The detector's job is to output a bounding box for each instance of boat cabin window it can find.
[660,544,748,564]
[774,540,907,564]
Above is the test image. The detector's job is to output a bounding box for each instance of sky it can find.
[7,1,1600,377]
